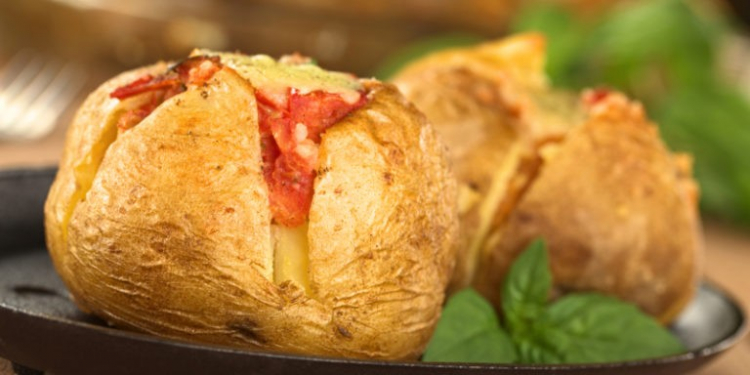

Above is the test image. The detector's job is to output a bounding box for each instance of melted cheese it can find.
[462,144,523,286]
[195,50,363,104]
[273,223,312,295]
[62,108,121,242]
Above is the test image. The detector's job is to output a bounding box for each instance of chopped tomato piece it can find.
[111,55,367,227]
[585,88,611,105]
[116,101,159,131]
[174,56,222,86]
[258,89,367,227]
[109,75,182,100]
[109,56,222,130]
[288,90,367,143]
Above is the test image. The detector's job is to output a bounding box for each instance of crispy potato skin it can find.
[392,33,702,323]
[44,66,458,359]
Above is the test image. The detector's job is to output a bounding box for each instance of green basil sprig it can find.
[422,239,685,364]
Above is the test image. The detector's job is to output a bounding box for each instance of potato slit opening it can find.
[461,144,524,286]
[60,112,121,242]
[273,223,312,296]
[473,138,562,282]
[465,136,555,286]
[488,140,552,231]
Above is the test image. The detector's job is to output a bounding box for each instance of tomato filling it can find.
[110,55,367,228]
[258,89,367,227]
[585,88,611,106]
[109,56,222,130]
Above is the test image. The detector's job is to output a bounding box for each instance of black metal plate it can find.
[0,167,746,375]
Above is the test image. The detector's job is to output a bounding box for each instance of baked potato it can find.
[392,33,703,323]
[44,51,458,360]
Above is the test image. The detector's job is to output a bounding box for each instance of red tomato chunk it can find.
[110,56,221,130]
[111,56,367,227]
[258,89,367,227]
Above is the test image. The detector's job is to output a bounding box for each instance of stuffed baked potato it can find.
[44,51,458,359]
[392,33,702,323]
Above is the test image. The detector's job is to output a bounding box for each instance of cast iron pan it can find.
[0,167,746,375]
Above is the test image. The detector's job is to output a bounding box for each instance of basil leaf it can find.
[501,241,684,364]
[422,289,517,363]
[538,293,685,363]
[514,334,564,364]
[502,239,550,333]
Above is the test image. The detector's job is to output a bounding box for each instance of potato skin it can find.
[45,62,170,294]
[44,64,458,359]
[393,65,521,291]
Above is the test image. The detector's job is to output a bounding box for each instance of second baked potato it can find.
[392,33,702,323]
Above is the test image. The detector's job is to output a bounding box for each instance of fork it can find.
[0,50,86,141]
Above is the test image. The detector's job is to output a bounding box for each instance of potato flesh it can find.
[457,184,481,215]
[63,109,121,241]
[273,223,312,294]
[62,91,198,243]
[458,144,523,287]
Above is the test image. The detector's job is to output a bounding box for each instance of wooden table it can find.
[0,123,748,374]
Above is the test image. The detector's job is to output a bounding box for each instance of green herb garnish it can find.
[422,240,685,364]
[422,289,517,363]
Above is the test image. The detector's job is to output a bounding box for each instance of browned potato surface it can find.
[392,33,703,323]
[45,53,458,360]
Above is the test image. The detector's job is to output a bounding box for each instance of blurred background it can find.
[1,0,750,228]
